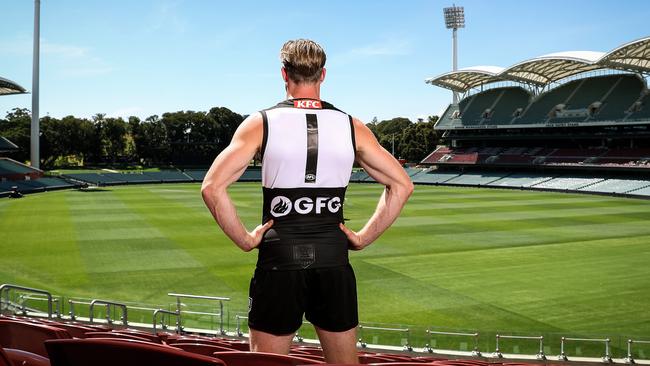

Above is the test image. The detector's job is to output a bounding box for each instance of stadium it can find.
[1,3,650,366]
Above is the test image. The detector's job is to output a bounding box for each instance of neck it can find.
[286,81,321,100]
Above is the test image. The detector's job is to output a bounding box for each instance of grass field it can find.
[1,183,649,355]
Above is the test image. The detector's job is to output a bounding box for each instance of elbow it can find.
[200,182,213,203]
[404,180,414,199]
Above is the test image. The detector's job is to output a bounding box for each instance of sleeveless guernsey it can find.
[258,98,356,270]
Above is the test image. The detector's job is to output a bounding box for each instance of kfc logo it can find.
[294,100,322,109]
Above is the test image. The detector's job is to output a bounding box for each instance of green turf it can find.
[1,183,649,355]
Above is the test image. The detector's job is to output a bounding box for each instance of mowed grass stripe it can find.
[365,235,650,336]
[1,183,649,337]
[0,192,89,293]
[110,186,256,307]
[64,188,206,303]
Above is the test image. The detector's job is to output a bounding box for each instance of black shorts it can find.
[247,264,358,335]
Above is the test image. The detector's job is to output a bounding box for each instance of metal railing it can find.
[625,339,650,364]
[89,299,128,326]
[18,294,60,318]
[0,284,53,318]
[425,329,480,356]
[235,315,248,337]
[168,293,230,335]
[494,334,545,360]
[559,336,612,363]
[68,299,91,320]
[153,309,180,333]
[358,325,412,351]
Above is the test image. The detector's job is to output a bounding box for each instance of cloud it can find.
[330,36,413,66]
[109,107,144,119]
[147,0,187,34]
[0,36,112,78]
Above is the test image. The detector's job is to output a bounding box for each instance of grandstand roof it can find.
[499,51,605,85]
[426,36,650,92]
[0,77,27,96]
[0,136,19,152]
[599,36,650,72]
[425,66,505,93]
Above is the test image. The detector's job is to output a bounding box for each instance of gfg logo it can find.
[270,196,341,217]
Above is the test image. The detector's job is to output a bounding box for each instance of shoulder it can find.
[349,117,380,153]
[231,112,263,146]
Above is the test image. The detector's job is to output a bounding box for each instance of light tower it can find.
[31,0,41,169]
[443,5,465,105]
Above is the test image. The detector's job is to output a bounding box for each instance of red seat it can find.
[369,363,440,366]
[359,354,398,364]
[213,351,324,366]
[84,331,153,343]
[2,348,51,366]
[288,353,325,362]
[218,340,250,351]
[170,342,238,355]
[44,338,224,366]
[0,347,10,366]
[290,346,323,356]
[37,321,96,339]
[112,329,162,344]
[0,319,71,357]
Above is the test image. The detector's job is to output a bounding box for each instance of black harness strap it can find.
[305,113,319,183]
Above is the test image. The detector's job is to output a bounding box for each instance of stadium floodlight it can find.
[31,0,41,169]
[443,5,465,104]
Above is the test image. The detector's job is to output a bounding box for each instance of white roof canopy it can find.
[425,66,504,92]
[426,37,650,92]
[499,51,605,86]
[0,77,27,96]
[599,36,650,72]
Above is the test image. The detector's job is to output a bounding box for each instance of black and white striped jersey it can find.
[257,98,356,270]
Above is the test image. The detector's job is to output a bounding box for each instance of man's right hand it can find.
[244,220,274,252]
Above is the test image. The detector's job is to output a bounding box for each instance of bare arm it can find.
[339,118,414,250]
[201,113,273,252]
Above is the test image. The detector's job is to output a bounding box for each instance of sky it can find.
[1,0,649,123]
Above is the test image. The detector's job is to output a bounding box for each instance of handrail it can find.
[559,336,612,362]
[426,329,480,356]
[68,299,91,320]
[153,309,179,333]
[358,324,412,351]
[167,293,230,335]
[235,315,248,337]
[89,299,128,326]
[18,295,61,318]
[0,284,53,319]
[167,293,230,301]
[626,339,650,364]
[494,334,545,360]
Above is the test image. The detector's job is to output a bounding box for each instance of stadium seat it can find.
[44,338,224,366]
[359,354,399,364]
[0,319,71,357]
[1,347,51,366]
[212,351,324,365]
[84,331,153,343]
[111,329,163,343]
[288,353,325,362]
[0,347,10,366]
[169,342,238,355]
[218,340,250,351]
[36,320,96,339]
[369,363,438,366]
[290,346,324,356]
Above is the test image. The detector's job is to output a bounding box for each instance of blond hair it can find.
[280,39,326,84]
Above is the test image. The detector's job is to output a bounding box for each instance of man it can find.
[201,39,413,364]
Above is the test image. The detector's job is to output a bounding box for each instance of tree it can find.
[0,108,32,163]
